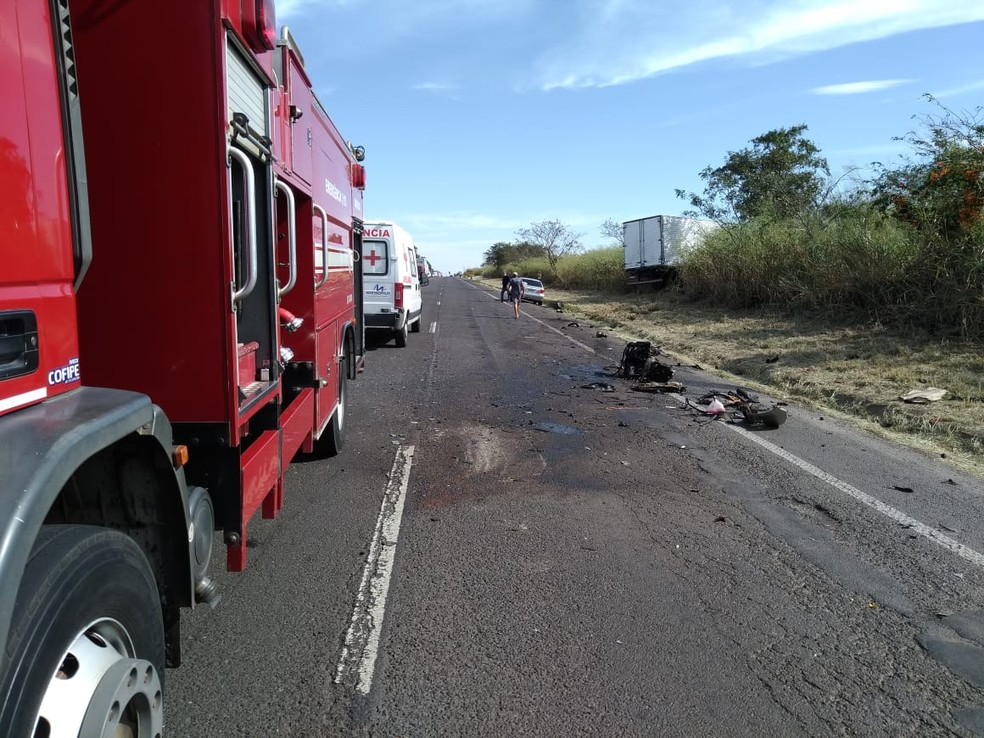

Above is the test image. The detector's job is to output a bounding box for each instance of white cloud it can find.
[276,0,347,18]
[404,212,526,234]
[933,79,984,99]
[281,0,532,28]
[811,79,913,95]
[411,82,461,98]
[536,1,984,90]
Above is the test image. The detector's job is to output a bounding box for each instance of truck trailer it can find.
[623,215,718,289]
[0,0,366,734]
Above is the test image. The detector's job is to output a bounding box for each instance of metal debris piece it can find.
[631,381,686,393]
[738,404,787,428]
[582,382,616,392]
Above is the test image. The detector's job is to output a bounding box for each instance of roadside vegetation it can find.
[465,96,983,475]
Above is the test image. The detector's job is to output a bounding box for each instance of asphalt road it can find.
[168,277,984,737]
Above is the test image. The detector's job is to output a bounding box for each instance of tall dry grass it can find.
[678,211,919,309]
[677,210,983,338]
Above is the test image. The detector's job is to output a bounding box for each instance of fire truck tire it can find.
[316,350,348,456]
[395,321,409,348]
[0,525,165,738]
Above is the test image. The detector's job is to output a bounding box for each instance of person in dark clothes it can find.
[500,271,510,302]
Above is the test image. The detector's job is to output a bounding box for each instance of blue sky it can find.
[277,0,984,274]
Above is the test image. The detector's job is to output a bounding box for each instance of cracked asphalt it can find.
[167,277,984,737]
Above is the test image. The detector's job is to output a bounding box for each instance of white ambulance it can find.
[361,221,423,347]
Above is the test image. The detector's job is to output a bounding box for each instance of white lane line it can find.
[429,321,438,334]
[335,445,415,694]
[468,280,984,570]
[729,426,984,568]
[525,313,601,357]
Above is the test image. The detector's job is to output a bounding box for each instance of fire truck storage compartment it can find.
[70,0,280,443]
[287,54,314,185]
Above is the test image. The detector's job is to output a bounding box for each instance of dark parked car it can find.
[520,277,545,306]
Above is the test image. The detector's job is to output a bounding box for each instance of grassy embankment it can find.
[467,218,984,476]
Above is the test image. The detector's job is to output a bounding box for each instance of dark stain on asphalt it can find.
[532,422,581,435]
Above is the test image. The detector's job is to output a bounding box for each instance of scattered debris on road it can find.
[631,381,686,393]
[606,341,789,427]
[582,382,616,392]
[617,341,675,383]
[737,403,788,428]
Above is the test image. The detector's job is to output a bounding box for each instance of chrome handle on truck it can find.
[312,203,329,289]
[274,179,297,298]
[228,146,258,304]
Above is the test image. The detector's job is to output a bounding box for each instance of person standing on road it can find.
[507,271,525,319]
[500,271,510,302]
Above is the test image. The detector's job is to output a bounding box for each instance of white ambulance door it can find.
[405,242,423,313]
[362,236,394,314]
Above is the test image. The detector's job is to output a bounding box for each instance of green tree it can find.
[483,242,515,269]
[515,220,583,275]
[482,241,546,269]
[676,125,830,222]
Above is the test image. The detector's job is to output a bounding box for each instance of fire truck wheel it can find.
[316,350,348,456]
[0,525,165,738]
[395,320,409,348]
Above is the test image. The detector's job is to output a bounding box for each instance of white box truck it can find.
[623,215,718,288]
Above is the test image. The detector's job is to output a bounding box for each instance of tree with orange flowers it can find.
[870,95,983,241]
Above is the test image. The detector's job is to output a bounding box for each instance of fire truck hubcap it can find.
[35,619,163,738]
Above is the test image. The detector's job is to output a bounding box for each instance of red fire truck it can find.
[0,0,366,733]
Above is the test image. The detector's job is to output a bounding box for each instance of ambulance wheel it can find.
[410,317,421,333]
[0,525,165,738]
[395,321,408,348]
[316,350,348,457]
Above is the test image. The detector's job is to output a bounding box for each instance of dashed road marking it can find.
[429,321,437,334]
